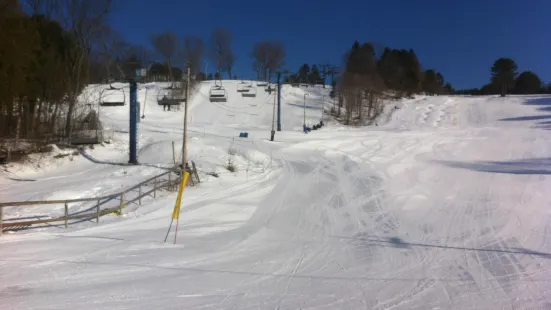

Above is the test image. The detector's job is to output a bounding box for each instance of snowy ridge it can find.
[2,84,551,309]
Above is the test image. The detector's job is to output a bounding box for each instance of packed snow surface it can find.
[1,81,551,309]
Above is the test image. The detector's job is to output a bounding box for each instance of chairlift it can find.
[70,110,103,145]
[100,84,126,106]
[242,85,257,97]
[209,85,227,102]
[163,80,183,90]
[256,81,268,87]
[157,87,185,107]
[236,81,250,93]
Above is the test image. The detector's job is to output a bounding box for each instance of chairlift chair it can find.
[157,87,185,107]
[209,85,228,102]
[100,84,126,106]
[242,85,257,97]
[236,81,250,93]
[70,110,103,145]
[256,81,268,87]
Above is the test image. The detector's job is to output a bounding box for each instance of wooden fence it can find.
[0,162,201,236]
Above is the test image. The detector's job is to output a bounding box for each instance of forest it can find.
[1,0,550,145]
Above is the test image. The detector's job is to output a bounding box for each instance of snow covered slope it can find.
[2,87,551,309]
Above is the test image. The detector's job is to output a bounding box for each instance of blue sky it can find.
[111,0,551,89]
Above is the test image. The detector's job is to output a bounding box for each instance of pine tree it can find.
[490,58,518,96]
[298,64,310,83]
[309,65,322,85]
[422,70,437,95]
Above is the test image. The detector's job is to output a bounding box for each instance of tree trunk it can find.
[35,100,43,137]
[338,94,342,117]
[367,91,373,118]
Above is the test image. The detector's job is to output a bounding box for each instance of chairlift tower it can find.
[128,78,139,164]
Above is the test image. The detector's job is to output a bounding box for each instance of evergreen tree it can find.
[377,48,421,95]
[297,64,310,83]
[422,70,437,95]
[444,83,454,94]
[490,58,518,96]
[309,64,322,85]
[207,73,213,80]
[514,71,542,94]
[196,72,206,81]
[284,73,299,84]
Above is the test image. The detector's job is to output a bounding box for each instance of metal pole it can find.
[141,87,148,118]
[164,217,174,243]
[270,81,277,141]
[172,141,176,167]
[303,94,307,132]
[96,200,100,223]
[64,203,68,229]
[138,185,142,205]
[129,80,138,164]
[277,73,282,131]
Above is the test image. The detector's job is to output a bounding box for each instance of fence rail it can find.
[0,163,200,235]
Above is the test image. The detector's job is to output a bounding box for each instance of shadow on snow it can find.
[340,234,551,259]
[434,158,551,175]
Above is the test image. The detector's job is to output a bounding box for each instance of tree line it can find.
[287,40,455,125]
[1,0,111,144]
[0,0,289,147]
[95,29,287,84]
[455,58,551,96]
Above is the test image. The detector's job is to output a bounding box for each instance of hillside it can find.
[2,82,551,309]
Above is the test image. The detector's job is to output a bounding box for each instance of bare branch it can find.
[209,28,234,77]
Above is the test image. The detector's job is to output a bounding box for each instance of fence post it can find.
[153,176,157,198]
[138,185,142,205]
[96,199,100,223]
[119,193,124,215]
[172,141,176,167]
[0,206,3,236]
[64,202,68,229]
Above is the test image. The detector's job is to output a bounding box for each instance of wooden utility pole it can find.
[182,66,191,171]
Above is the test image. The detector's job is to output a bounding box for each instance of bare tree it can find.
[24,0,59,18]
[54,0,113,138]
[180,35,204,75]
[209,28,233,80]
[252,41,285,81]
[266,42,285,81]
[252,43,269,81]
[339,41,386,125]
[224,50,235,79]
[151,31,179,81]
[97,27,127,80]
